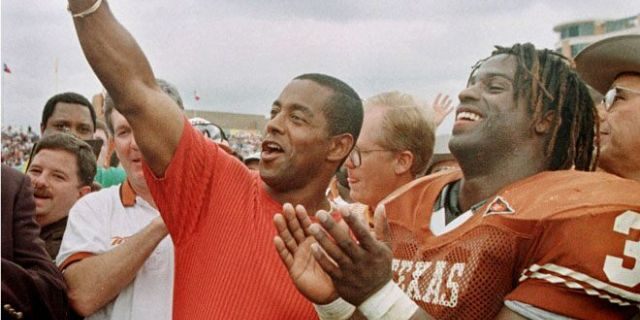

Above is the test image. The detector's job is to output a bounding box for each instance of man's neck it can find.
[457,156,547,212]
[129,179,157,209]
[370,174,414,209]
[264,179,333,214]
[601,162,640,183]
[40,216,68,235]
[625,171,640,183]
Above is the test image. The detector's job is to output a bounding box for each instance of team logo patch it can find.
[483,196,515,216]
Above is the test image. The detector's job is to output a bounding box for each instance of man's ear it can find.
[327,134,354,162]
[40,123,46,135]
[79,185,93,197]
[534,110,556,135]
[393,150,414,175]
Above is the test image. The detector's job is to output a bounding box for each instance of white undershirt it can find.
[429,206,474,236]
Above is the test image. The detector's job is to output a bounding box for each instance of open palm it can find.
[287,237,337,304]
[273,204,338,305]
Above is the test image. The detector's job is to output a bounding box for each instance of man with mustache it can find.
[66,1,363,318]
[25,133,96,259]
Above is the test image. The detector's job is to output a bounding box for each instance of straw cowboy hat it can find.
[574,34,640,94]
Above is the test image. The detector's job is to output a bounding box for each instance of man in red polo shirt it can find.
[66,1,363,319]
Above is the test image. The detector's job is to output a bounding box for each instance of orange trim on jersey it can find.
[59,252,95,271]
[119,179,137,207]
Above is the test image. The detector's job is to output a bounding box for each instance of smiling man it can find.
[276,43,640,319]
[344,91,435,220]
[25,133,96,259]
[66,0,362,319]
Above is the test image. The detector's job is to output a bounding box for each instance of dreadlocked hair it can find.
[480,43,599,171]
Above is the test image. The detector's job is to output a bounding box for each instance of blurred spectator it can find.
[1,125,39,168]
[189,117,225,142]
[228,129,263,158]
[243,152,261,170]
[189,117,244,161]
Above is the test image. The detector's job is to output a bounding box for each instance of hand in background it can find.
[431,93,454,127]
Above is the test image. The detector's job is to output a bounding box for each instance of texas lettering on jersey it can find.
[393,259,465,308]
[382,170,640,320]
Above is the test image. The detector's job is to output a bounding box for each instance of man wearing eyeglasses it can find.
[326,92,450,217]
[575,34,640,182]
[343,91,435,220]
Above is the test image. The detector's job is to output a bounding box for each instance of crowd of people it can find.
[1,126,39,167]
[229,130,263,159]
[2,124,263,169]
[2,1,639,320]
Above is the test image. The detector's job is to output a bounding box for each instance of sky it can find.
[1,1,638,134]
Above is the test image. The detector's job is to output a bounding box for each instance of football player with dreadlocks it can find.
[274,43,640,319]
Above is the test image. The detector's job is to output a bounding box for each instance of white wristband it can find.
[358,280,419,320]
[314,298,356,320]
[68,0,103,18]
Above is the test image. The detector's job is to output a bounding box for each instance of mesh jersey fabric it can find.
[143,119,317,320]
[382,169,640,319]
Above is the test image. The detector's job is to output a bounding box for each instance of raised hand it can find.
[273,203,338,304]
[431,93,454,126]
[308,205,393,306]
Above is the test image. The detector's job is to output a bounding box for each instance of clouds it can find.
[2,1,637,135]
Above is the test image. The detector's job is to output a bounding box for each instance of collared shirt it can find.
[57,181,174,320]
[40,216,68,261]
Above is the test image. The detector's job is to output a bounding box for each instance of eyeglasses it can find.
[601,86,640,112]
[348,146,392,168]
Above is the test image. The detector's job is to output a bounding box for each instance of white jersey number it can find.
[603,210,640,287]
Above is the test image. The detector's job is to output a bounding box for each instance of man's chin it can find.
[259,169,277,184]
[34,212,47,225]
[34,198,48,209]
[260,170,292,192]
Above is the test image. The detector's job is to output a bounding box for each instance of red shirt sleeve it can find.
[143,118,253,245]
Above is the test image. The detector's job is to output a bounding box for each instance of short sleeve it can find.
[56,192,111,270]
[506,209,640,320]
[143,118,254,246]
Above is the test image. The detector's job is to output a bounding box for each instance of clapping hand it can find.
[307,205,393,306]
[273,203,338,304]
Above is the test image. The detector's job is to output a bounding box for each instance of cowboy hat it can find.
[574,34,640,94]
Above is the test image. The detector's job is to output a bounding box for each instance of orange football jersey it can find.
[382,170,640,319]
